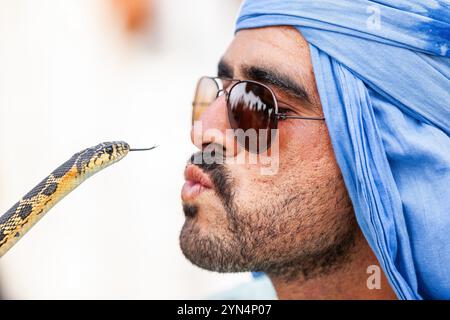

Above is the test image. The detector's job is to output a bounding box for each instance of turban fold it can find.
[236,0,450,299]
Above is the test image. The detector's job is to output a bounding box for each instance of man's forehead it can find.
[221,27,313,81]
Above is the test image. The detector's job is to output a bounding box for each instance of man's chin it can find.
[179,217,251,273]
[179,221,222,271]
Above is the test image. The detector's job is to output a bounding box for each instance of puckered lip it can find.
[183,164,214,189]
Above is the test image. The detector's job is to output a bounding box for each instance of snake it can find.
[0,141,155,258]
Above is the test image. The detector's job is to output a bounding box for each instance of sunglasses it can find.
[192,76,325,154]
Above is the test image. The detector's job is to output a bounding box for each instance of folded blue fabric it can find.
[236,0,450,299]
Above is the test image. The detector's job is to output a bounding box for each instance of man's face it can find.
[180,26,356,280]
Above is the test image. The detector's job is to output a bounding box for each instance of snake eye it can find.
[105,146,114,155]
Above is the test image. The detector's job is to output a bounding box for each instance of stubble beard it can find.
[180,154,358,281]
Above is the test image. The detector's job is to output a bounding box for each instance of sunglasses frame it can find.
[193,76,325,124]
[192,76,325,153]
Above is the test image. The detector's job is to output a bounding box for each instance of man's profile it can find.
[179,0,450,300]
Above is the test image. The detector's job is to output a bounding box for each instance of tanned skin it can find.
[180,26,397,300]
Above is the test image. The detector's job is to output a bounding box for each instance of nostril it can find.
[202,143,226,163]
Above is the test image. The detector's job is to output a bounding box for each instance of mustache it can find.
[187,145,233,206]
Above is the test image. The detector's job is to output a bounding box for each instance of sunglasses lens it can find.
[192,77,219,124]
[227,81,277,153]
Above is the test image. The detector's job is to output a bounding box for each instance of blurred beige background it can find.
[0,0,254,299]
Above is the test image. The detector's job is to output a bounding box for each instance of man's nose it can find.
[190,95,236,157]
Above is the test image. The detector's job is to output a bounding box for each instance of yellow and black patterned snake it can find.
[0,141,155,257]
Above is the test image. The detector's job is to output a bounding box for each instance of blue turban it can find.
[236,0,450,299]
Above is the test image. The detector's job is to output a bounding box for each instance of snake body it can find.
[0,141,130,257]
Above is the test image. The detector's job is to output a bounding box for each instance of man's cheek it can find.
[258,133,280,176]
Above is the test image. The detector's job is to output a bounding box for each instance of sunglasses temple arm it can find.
[276,114,325,121]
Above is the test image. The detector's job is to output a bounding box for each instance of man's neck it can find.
[269,230,397,300]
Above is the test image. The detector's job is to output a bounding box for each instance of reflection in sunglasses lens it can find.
[228,81,276,153]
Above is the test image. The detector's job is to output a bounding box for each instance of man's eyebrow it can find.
[218,59,233,78]
[242,64,311,104]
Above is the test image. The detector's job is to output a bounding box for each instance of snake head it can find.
[78,141,130,176]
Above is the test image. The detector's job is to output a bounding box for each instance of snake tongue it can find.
[129,145,158,152]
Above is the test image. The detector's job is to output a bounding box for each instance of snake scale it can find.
[0,141,155,258]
